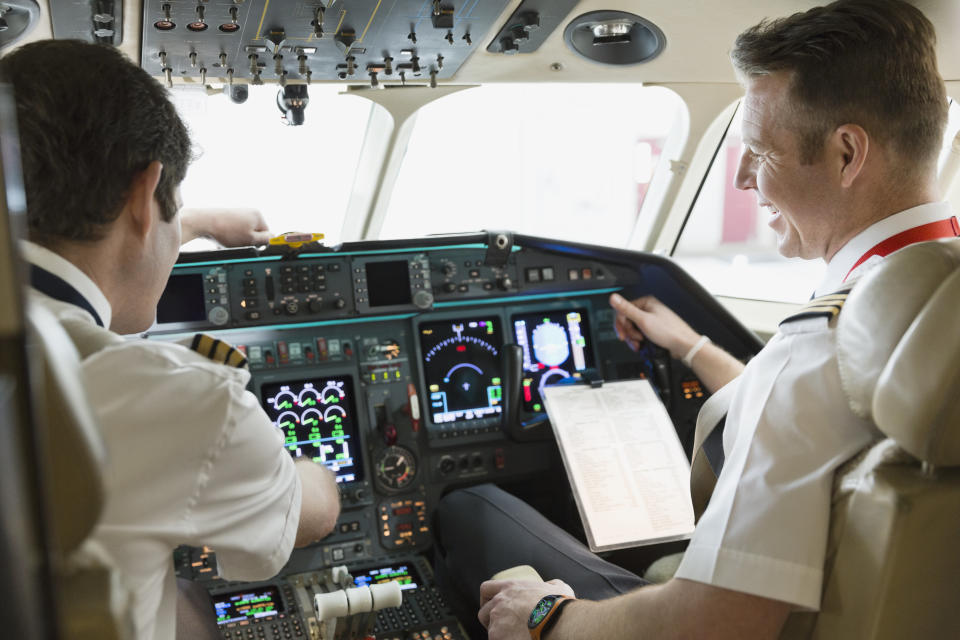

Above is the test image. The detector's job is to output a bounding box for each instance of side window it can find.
[380,85,686,248]
[938,98,960,205]
[674,99,960,304]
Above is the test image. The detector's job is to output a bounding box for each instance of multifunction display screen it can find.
[352,563,422,592]
[512,309,594,412]
[156,273,206,324]
[419,317,502,425]
[213,586,284,625]
[366,260,412,307]
[260,376,363,483]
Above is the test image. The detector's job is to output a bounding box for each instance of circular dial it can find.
[375,445,418,492]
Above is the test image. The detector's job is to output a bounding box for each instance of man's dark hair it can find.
[0,40,190,244]
[732,0,947,169]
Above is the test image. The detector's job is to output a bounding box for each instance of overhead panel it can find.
[485,0,579,55]
[140,0,511,86]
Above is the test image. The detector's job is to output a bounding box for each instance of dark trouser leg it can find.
[176,578,221,640]
[433,484,648,637]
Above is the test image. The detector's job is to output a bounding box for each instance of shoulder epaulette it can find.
[189,333,249,369]
[779,288,852,326]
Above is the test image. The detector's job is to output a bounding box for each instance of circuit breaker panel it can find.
[139,0,512,86]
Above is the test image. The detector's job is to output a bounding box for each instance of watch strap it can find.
[539,596,573,639]
[528,595,574,640]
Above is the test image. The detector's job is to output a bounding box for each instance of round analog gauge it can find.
[375,445,418,492]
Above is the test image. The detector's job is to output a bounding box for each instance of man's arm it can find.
[609,293,744,393]
[479,577,790,640]
[180,207,272,247]
[293,459,341,547]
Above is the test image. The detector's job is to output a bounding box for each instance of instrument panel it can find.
[157,232,762,638]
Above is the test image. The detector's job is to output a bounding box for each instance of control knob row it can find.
[284,298,347,315]
[440,276,512,294]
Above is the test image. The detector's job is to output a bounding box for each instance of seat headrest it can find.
[837,238,960,466]
[26,304,106,554]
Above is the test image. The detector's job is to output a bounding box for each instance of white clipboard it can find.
[543,379,695,552]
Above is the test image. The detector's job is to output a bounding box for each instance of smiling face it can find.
[734,72,846,261]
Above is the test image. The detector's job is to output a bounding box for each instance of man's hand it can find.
[180,207,272,247]
[609,293,744,393]
[479,579,576,640]
[293,460,340,547]
[610,293,700,359]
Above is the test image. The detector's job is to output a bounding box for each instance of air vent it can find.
[563,11,665,65]
[0,0,41,50]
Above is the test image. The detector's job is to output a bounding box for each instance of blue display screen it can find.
[512,309,593,412]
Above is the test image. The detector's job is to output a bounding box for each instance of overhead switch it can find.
[431,3,454,29]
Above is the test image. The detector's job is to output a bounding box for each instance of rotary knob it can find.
[308,299,323,313]
[438,455,456,476]
[413,290,434,309]
[208,306,229,326]
[284,301,299,315]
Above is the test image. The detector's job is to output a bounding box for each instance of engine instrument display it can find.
[512,309,594,412]
[260,376,363,484]
[419,317,502,427]
[213,586,284,626]
[351,563,422,592]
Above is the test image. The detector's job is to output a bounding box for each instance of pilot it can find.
[434,1,959,638]
[0,41,340,640]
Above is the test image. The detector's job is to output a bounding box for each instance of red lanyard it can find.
[843,216,960,282]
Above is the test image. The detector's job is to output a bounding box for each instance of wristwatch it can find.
[527,594,574,640]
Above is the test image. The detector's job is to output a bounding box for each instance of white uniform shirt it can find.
[674,202,954,609]
[22,241,302,640]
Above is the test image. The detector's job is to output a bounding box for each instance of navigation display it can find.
[213,586,284,626]
[512,309,594,412]
[351,563,422,592]
[260,376,363,483]
[419,317,502,425]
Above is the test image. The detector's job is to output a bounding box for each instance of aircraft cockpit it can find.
[147,230,760,638]
[3,1,960,639]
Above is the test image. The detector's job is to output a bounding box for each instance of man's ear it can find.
[832,124,869,189]
[125,161,164,241]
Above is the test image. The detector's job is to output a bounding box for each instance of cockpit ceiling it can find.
[9,1,960,85]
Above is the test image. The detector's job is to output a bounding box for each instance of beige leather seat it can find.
[26,303,132,639]
[779,237,960,638]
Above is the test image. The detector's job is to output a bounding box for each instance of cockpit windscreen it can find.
[260,376,363,483]
[512,309,593,412]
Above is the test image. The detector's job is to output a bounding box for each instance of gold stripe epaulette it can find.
[189,333,249,369]
[779,289,852,326]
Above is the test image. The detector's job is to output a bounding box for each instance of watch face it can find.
[528,595,560,628]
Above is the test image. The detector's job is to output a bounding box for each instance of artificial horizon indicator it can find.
[419,317,502,427]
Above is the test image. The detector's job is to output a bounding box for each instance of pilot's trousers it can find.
[432,484,648,636]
